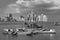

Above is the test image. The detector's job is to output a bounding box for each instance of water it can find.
[0,33,56,40]
[0,25,59,40]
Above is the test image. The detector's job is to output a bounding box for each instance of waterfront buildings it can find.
[40,14,48,22]
[19,16,25,21]
[43,14,48,22]
[37,15,41,21]
[5,13,17,22]
[0,12,48,22]
[26,13,48,22]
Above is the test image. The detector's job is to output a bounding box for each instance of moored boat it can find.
[15,28,32,35]
[32,29,56,34]
[3,29,13,35]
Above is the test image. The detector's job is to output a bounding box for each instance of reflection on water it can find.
[0,25,58,40]
[50,34,55,40]
[2,34,56,40]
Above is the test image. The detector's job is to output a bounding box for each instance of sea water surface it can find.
[0,25,59,40]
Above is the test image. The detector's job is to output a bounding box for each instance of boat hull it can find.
[32,31,56,34]
[16,32,32,35]
[3,29,13,35]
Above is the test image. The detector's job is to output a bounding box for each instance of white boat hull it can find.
[32,29,56,34]
[3,29,13,35]
[33,31,56,34]
[17,32,31,35]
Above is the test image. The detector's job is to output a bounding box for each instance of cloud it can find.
[6,0,60,14]
[16,0,52,7]
[8,4,20,13]
[46,0,60,10]
[5,4,21,13]
[6,0,52,14]
[47,6,60,10]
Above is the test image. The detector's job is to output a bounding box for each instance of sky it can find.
[0,0,60,22]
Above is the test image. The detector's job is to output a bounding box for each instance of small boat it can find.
[3,29,13,35]
[15,28,32,35]
[32,29,56,34]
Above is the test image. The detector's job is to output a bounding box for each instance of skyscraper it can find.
[40,14,44,21]
[43,14,48,22]
[37,15,41,21]
[37,14,48,22]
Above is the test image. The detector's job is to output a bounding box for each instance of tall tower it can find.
[30,10,34,22]
[27,9,35,22]
[43,14,48,22]
[40,14,48,22]
[37,15,41,21]
[40,14,44,21]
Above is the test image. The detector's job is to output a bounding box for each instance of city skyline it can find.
[0,0,60,22]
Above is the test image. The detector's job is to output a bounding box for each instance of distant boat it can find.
[32,29,56,34]
[15,28,32,35]
[2,28,33,35]
[3,29,13,35]
[55,22,60,26]
[3,28,56,36]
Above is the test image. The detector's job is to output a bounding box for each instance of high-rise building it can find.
[43,14,48,22]
[37,14,48,22]
[26,10,37,22]
[37,15,41,21]
[40,14,44,21]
